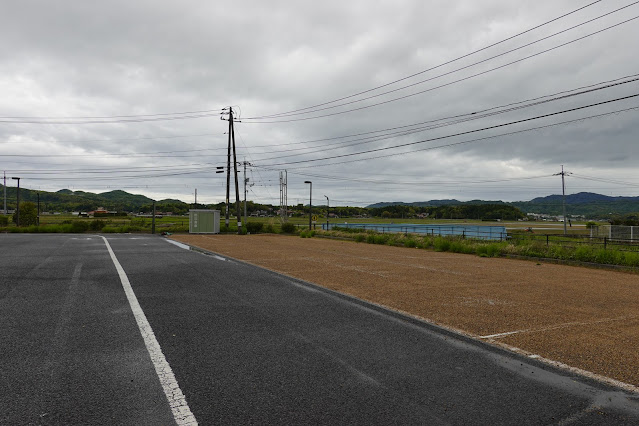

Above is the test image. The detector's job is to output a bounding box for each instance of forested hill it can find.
[0,186,191,213]
[367,192,639,218]
[2,186,638,218]
[511,192,639,217]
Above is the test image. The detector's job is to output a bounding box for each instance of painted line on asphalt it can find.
[101,236,197,426]
[164,239,192,250]
[164,239,227,261]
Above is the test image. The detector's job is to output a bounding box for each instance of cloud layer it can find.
[2,0,638,206]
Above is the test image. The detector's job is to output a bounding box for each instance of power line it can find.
[0,132,218,145]
[245,2,638,121]
[255,93,639,168]
[0,108,223,120]
[0,111,225,125]
[244,0,604,120]
[243,76,639,163]
[278,104,639,171]
[242,15,639,123]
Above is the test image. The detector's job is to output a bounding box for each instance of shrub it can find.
[70,221,89,233]
[449,241,465,253]
[404,238,417,248]
[486,243,503,257]
[0,215,8,226]
[281,222,296,234]
[89,220,106,231]
[246,222,264,234]
[623,251,639,267]
[13,202,38,226]
[264,224,275,233]
[354,234,365,242]
[433,237,451,252]
[573,246,594,263]
[331,226,368,234]
[373,234,389,245]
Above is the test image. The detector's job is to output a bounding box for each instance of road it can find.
[1,234,638,425]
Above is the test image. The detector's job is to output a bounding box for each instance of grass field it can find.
[0,212,592,235]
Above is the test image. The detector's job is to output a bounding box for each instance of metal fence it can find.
[590,225,639,241]
[323,223,508,241]
[509,232,639,252]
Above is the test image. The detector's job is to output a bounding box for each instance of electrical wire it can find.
[261,103,639,171]
[0,108,223,120]
[242,77,639,163]
[244,0,604,119]
[254,93,639,168]
[245,2,638,121]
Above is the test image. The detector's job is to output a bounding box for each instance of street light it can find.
[324,195,329,230]
[304,181,312,230]
[11,177,20,227]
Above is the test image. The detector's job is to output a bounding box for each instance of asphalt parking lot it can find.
[2,233,639,424]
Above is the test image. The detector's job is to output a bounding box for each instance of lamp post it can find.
[324,195,329,230]
[304,181,312,230]
[11,177,20,227]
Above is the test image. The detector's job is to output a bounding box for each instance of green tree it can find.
[13,202,38,226]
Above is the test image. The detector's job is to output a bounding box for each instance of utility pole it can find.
[152,201,156,234]
[231,109,241,234]
[225,110,231,227]
[3,171,7,215]
[304,181,312,230]
[554,165,571,235]
[324,195,329,230]
[279,170,288,222]
[12,177,20,226]
[222,107,242,234]
[242,161,252,226]
[194,188,197,208]
[244,161,248,225]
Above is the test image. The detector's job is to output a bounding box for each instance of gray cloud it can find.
[1,0,638,206]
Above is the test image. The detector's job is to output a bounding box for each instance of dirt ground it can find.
[171,233,639,390]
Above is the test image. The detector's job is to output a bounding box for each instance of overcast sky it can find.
[1,0,638,207]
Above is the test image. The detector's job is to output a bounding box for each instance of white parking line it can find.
[100,237,197,426]
[164,239,191,250]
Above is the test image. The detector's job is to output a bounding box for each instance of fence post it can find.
[604,237,607,250]
[546,235,549,246]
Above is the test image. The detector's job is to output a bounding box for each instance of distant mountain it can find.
[367,199,505,208]
[368,192,639,218]
[367,199,464,208]
[526,192,639,205]
[512,192,639,218]
[2,186,190,213]
[3,186,638,219]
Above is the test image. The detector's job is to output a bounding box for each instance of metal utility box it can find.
[189,209,220,234]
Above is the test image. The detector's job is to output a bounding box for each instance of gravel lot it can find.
[172,233,639,390]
